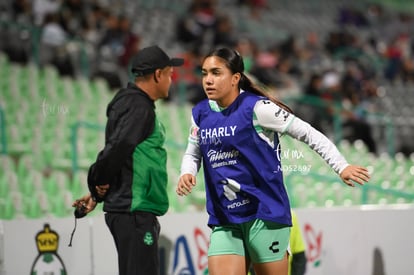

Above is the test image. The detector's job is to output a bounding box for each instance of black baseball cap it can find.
[131,45,184,76]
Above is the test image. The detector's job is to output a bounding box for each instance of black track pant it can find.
[105,211,161,275]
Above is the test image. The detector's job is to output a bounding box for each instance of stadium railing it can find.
[285,171,414,208]
[283,94,396,155]
[0,106,6,154]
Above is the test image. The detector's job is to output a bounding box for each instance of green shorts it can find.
[208,219,290,263]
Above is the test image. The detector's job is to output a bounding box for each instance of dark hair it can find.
[204,47,293,113]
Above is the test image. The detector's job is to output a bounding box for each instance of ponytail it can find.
[239,73,293,114]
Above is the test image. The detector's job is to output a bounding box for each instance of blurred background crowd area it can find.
[1,0,414,218]
[2,0,414,156]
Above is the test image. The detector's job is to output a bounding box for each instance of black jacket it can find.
[88,82,155,206]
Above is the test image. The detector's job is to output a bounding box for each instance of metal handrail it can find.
[0,107,6,154]
[285,172,414,207]
[283,94,395,153]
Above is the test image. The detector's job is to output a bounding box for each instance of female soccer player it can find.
[176,47,370,275]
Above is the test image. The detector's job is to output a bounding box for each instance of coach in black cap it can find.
[131,45,184,76]
[73,45,183,275]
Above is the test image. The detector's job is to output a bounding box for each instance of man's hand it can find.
[95,184,110,198]
[72,193,97,215]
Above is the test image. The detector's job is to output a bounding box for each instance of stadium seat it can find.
[0,154,15,174]
[70,171,89,199]
[23,194,44,219]
[0,177,9,199]
[0,196,15,220]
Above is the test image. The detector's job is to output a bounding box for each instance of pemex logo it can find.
[30,223,67,275]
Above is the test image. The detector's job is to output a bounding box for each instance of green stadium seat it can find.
[23,194,43,219]
[10,191,24,218]
[2,54,414,218]
[43,171,68,198]
[6,125,31,156]
[50,190,73,218]
[18,171,40,197]
[0,196,15,219]
[70,171,89,199]
[0,175,10,199]
[18,174,36,197]
[0,155,15,172]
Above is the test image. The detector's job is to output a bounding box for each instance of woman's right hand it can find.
[176,174,197,196]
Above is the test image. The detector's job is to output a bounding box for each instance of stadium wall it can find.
[1,205,413,275]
